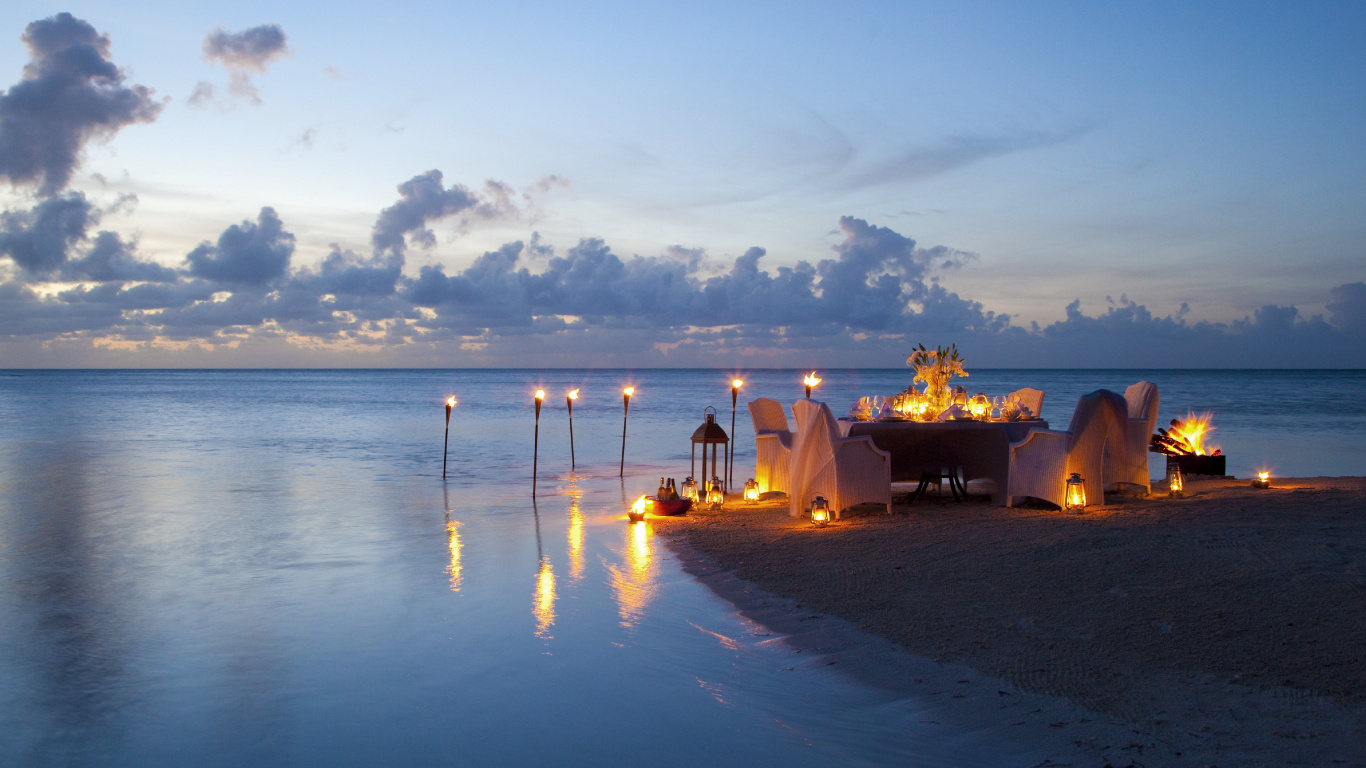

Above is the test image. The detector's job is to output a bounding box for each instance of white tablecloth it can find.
[836,419,1047,505]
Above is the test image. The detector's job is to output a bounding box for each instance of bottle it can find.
[658,477,666,500]
[668,479,679,501]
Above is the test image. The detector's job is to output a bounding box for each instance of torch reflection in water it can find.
[446,519,463,592]
[567,503,584,581]
[533,557,556,639]
[606,521,657,629]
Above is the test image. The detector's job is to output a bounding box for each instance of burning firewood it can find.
[1150,411,1221,457]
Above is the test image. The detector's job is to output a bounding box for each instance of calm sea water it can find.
[1,369,1362,767]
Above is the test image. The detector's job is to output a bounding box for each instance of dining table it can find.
[837,418,1048,505]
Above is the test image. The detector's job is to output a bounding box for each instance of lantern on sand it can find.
[1253,471,1272,489]
[690,407,730,495]
[1064,473,1086,514]
[707,476,725,509]
[810,495,832,527]
[681,476,699,502]
[743,478,760,503]
[1166,460,1184,498]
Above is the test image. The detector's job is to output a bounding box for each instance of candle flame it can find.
[623,387,635,397]
[803,372,821,388]
[732,379,744,389]
[446,396,456,408]
[535,389,545,400]
[567,389,579,400]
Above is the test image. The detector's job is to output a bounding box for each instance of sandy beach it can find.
[657,476,1366,766]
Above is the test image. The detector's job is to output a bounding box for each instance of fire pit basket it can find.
[1172,454,1225,476]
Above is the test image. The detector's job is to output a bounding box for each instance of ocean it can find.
[1,369,1362,766]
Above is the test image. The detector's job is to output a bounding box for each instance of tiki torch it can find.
[533,389,545,497]
[619,387,634,477]
[566,388,579,471]
[803,372,821,399]
[729,378,743,489]
[443,396,456,478]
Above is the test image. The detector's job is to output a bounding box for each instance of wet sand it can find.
[656,476,1366,766]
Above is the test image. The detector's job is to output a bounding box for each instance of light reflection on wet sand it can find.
[606,519,658,629]
[445,517,462,592]
[533,557,556,639]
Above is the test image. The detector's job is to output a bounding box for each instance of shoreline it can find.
[657,476,1366,766]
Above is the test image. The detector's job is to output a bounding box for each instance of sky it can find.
[0,1,1363,368]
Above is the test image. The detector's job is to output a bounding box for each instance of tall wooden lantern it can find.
[691,406,730,497]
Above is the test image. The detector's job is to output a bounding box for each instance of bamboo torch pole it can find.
[730,379,742,491]
[619,387,634,477]
[533,390,544,496]
[566,389,578,471]
[443,396,456,478]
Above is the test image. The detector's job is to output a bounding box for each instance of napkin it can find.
[936,404,969,421]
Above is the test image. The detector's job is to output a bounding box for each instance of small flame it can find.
[732,379,744,389]
[623,387,635,397]
[803,372,821,388]
[632,495,649,517]
[567,389,579,400]
[446,396,456,408]
[535,389,545,400]
[1258,471,1270,482]
[1169,411,1218,456]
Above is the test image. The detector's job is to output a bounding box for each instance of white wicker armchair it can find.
[1010,387,1045,420]
[1007,390,1129,508]
[1105,381,1160,494]
[788,399,891,519]
[748,398,795,494]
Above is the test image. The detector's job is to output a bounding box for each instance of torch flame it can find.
[1169,411,1218,456]
[446,396,456,408]
[803,372,821,388]
[732,379,744,389]
[567,389,579,400]
[623,387,635,397]
[535,389,545,400]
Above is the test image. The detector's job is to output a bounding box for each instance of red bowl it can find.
[649,498,693,516]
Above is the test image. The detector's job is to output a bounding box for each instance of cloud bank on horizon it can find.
[0,12,1363,368]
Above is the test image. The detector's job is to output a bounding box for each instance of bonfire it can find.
[1150,411,1222,457]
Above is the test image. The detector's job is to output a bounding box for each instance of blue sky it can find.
[0,1,1363,366]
